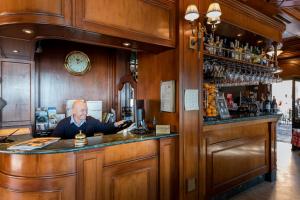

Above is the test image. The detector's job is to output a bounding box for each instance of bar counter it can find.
[202,114,281,199]
[0,132,178,154]
[0,132,178,200]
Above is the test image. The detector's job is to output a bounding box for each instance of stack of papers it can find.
[8,137,60,151]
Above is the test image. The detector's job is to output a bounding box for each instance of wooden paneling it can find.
[0,0,72,26]
[77,150,104,200]
[159,137,178,200]
[75,0,176,47]
[0,152,76,177]
[37,40,127,113]
[0,59,34,126]
[103,157,158,200]
[199,0,285,42]
[178,0,203,199]
[138,50,179,131]
[0,174,76,200]
[104,140,158,166]
[202,118,280,198]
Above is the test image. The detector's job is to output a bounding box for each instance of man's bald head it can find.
[72,100,88,122]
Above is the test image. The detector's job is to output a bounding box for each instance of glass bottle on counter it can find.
[271,96,278,113]
[264,94,271,113]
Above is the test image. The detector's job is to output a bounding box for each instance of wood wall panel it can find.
[138,50,179,131]
[198,0,285,42]
[0,59,34,126]
[159,138,178,200]
[37,40,127,113]
[0,0,72,26]
[75,0,176,47]
[178,0,202,199]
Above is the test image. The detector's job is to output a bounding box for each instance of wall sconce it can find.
[184,2,222,52]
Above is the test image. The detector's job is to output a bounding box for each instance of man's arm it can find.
[94,120,118,134]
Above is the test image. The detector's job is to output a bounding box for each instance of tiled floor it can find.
[230,142,300,200]
[277,123,292,143]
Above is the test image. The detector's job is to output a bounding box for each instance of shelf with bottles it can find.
[204,34,275,67]
[202,34,282,87]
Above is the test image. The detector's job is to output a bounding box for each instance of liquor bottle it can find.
[249,46,254,63]
[230,42,235,59]
[234,40,240,60]
[244,43,250,62]
[271,96,278,113]
[264,95,271,113]
[223,38,228,57]
[218,39,223,56]
[208,34,214,54]
[215,36,220,55]
[238,42,243,60]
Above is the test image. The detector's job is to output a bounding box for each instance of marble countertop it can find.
[0,132,178,155]
[204,113,282,126]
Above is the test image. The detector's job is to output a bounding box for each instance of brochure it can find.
[8,137,60,151]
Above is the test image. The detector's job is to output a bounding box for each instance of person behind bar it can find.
[52,100,124,139]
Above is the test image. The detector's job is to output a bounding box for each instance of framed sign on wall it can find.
[160,80,175,112]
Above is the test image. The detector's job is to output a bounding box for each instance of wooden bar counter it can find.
[202,114,281,199]
[0,133,178,200]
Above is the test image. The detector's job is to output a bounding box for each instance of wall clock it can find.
[64,51,91,75]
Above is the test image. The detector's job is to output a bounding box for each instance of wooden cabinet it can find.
[0,59,34,127]
[103,157,158,200]
[74,0,176,47]
[0,0,72,26]
[76,137,178,200]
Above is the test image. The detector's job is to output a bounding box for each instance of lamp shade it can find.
[207,16,221,25]
[206,3,222,18]
[185,4,199,21]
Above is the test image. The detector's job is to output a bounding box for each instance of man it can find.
[52,100,124,139]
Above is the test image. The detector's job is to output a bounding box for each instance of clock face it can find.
[65,51,91,75]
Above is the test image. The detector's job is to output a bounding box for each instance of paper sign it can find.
[184,89,199,111]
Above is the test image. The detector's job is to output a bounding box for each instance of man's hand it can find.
[114,120,125,127]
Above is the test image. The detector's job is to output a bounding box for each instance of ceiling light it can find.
[12,50,19,53]
[185,4,199,22]
[122,42,131,47]
[257,40,263,44]
[22,28,34,34]
[206,3,222,18]
[237,33,242,37]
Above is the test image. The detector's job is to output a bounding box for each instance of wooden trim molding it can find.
[198,0,285,42]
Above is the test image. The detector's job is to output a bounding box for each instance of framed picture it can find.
[160,80,175,112]
[216,95,230,119]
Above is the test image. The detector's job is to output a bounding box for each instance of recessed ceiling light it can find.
[12,50,19,53]
[257,40,263,44]
[237,33,242,37]
[122,42,131,47]
[22,28,34,34]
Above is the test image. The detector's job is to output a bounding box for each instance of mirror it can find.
[120,82,135,121]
